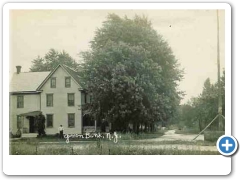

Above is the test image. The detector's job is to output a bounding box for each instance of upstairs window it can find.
[17,95,24,108]
[65,77,71,88]
[46,94,53,107]
[68,113,75,128]
[51,77,56,88]
[68,93,75,106]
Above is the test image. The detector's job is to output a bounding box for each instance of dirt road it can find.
[136,130,217,152]
[158,129,204,141]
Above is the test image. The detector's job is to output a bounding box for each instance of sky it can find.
[9,9,225,104]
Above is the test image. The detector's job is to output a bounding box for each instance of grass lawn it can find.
[9,140,219,155]
[9,130,219,155]
[10,130,166,143]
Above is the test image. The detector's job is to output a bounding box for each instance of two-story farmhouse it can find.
[10,64,97,136]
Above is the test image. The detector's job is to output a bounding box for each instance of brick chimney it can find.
[16,66,22,74]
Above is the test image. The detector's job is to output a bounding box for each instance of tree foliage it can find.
[30,49,79,72]
[179,71,225,131]
[35,113,46,137]
[80,14,184,132]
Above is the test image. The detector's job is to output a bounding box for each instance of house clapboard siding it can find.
[9,64,90,135]
[39,66,82,134]
[10,93,41,133]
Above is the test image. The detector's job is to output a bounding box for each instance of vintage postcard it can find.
[3,2,232,175]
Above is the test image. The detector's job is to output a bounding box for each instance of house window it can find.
[51,77,56,88]
[17,95,24,108]
[17,115,23,129]
[68,93,75,106]
[46,94,53,107]
[65,77,71,88]
[68,113,75,128]
[46,114,53,128]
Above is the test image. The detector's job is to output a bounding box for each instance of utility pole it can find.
[192,14,224,140]
[217,9,223,131]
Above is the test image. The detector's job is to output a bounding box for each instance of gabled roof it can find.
[10,71,50,92]
[62,64,82,86]
[37,64,82,91]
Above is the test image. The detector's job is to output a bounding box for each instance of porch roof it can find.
[18,111,42,117]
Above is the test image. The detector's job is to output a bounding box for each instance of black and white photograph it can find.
[8,7,226,156]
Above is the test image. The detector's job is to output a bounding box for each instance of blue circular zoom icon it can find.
[217,135,238,156]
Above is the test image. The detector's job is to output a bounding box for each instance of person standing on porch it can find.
[58,125,64,139]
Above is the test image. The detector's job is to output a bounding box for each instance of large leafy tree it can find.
[30,49,79,72]
[80,14,183,133]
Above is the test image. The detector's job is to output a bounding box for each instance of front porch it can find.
[83,126,110,133]
[82,113,111,133]
[18,110,41,134]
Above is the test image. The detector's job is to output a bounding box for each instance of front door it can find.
[29,116,36,133]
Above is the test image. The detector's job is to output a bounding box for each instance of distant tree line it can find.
[30,48,79,72]
[178,70,225,131]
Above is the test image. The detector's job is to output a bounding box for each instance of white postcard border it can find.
[3,2,231,175]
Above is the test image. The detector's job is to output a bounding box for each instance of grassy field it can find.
[9,130,219,155]
[10,141,219,155]
[10,130,166,143]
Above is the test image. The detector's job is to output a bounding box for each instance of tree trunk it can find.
[136,123,139,134]
[144,123,147,132]
[150,123,153,132]
[133,123,136,133]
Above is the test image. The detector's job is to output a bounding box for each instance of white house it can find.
[9,64,97,136]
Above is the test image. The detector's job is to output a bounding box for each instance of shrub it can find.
[204,131,224,142]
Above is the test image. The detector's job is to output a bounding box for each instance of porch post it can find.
[94,120,97,131]
[80,109,83,134]
[109,123,112,132]
[22,116,24,133]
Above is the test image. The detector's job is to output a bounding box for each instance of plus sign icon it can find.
[217,135,238,156]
